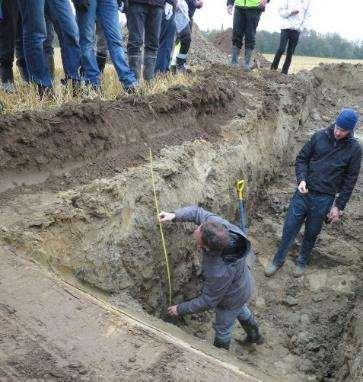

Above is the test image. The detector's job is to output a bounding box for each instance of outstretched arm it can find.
[159,205,216,225]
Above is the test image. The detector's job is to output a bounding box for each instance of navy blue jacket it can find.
[174,206,253,315]
[295,126,362,210]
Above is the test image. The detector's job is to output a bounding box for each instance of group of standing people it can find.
[0,0,203,98]
[228,0,311,74]
[0,0,313,98]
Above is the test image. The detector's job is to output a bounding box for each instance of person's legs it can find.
[231,6,244,65]
[155,13,176,74]
[243,8,260,70]
[143,4,163,81]
[237,305,263,345]
[296,194,334,268]
[213,307,239,350]
[17,0,52,88]
[75,0,99,86]
[271,29,288,70]
[98,0,136,88]
[15,11,29,83]
[0,0,18,90]
[270,192,308,268]
[281,29,300,74]
[127,2,147,80]
[44,12,55,80]
[46,0,81,81]
[176,23,191,71]
[95,20,108,73]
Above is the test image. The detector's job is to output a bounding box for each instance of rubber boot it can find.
[176,56,187,73]
[96,52,107,73]
[143,53,157,82]
[47,54,55,81]
[128,54,142,80]
[238,314,263,345]
[213,337,230,350]
[243,48,253,71]
[231,45,240,68]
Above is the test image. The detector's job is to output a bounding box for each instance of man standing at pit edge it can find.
[270,0,311,75]
[265,108,362,278]
[227,0,269,70]
[159,205,263,350]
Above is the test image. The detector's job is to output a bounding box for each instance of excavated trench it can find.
[0,64,362,381]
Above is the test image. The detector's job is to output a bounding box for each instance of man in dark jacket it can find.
[265,108,362,277]
[159,205,263,350]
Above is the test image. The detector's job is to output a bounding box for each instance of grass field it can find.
[263,53,363,73]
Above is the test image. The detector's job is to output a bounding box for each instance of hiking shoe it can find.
[264,261,280,277]
[293,264,306,277]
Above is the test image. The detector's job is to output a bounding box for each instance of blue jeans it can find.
[214,305,251,343]
[155,13,176,74]
[273,191,335,267]
[18,0,80,87]
[76,0,136,87]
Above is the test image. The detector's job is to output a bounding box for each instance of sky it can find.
[194,0,363,42]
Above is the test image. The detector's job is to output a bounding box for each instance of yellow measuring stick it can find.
[149,149,172,306]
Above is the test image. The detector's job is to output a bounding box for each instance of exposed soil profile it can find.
[0,63,362,382]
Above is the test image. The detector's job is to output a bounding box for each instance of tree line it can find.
[205,29,363,59]
[256,30,363,59]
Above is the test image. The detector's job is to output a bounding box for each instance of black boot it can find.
[213,337,230,350]
[143,53,157,82]
[47,54,55,81]
[176,56,187,73]
[238,314,263,345]
[128,54,142,80]
[96,52,107,73]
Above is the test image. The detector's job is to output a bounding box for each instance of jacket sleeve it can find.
[174,205,216,225]
[177,273,232,315]
[279,0,291,18]
[295,133,316,184]
[335,145,362,210]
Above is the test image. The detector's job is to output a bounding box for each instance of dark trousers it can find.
[0,0,26,82]
[271,29,300,74]
[127,2,163,57]
[155,13,176,73]
[273,191,334,267]
[177,24,191,56]
[232,7,260,50]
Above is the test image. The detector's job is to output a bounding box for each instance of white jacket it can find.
[279,0,311,31]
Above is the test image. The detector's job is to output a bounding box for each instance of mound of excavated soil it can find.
[207,28,270,67]
[189,25,229,66]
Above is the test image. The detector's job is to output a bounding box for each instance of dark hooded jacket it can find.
[174,206,253,316]
[295,125,362,210]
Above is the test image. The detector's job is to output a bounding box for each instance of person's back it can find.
[159,205,262,350]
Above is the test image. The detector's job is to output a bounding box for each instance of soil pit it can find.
[0,63,362,382]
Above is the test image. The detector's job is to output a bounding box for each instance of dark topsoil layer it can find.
[0,65,292,199]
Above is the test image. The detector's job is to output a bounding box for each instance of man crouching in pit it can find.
[159,205,263,350]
